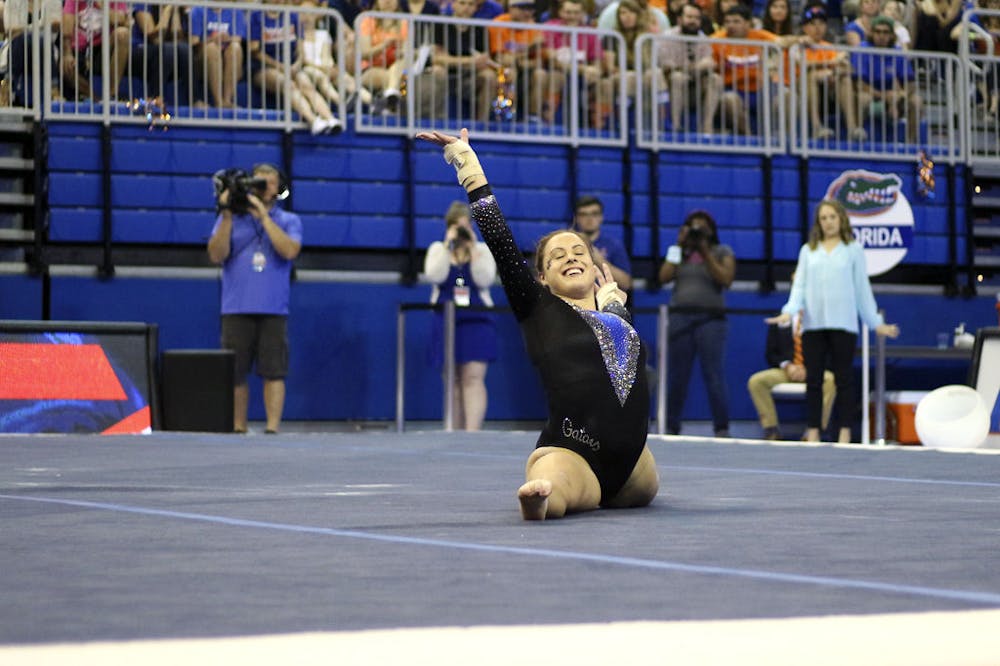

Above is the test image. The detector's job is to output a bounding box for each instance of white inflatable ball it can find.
[914,385,990,449]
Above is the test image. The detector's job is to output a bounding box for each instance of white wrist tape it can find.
[443,139,485,189]
[596,282,624,311]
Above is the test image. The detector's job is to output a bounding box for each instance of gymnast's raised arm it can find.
[416,129,542,321]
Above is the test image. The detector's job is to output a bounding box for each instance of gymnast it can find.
[418,129,659,520]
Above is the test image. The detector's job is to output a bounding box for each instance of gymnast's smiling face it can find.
[538,231,598,300]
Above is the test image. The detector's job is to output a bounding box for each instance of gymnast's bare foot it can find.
[518,479,552,521]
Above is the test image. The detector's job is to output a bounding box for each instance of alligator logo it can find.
[824,169,914,276]
[826,170,901,217]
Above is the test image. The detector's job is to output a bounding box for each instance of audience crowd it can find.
[0,0,995,136]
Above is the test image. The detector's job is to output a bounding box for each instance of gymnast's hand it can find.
[416,128,487,191]
[416,127,467,147]
[595,262,626,310]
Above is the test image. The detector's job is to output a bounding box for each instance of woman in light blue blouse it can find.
[768,200,899,444]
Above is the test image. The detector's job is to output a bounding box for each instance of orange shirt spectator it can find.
[710,6,776,92]
[358,12,408,69]
[488,11,543,59]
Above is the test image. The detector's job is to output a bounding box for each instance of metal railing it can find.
[1,2,995,161]
[11,0,350,129]
[396,299,916,444]
[961,9,1000,165]
[635,33,972,163]
[353,13,628,147]
[788,43,965,163]
[636,33,787,155]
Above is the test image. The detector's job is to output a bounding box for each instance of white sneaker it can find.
[310,117,327,135]
[322,117,343,135]
[383,88,401,112]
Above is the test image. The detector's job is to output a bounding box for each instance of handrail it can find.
[9,2,995,164]
[397,299,932,444]
[398,300,787,437]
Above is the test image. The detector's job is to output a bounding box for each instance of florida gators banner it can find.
[825,170,914,276]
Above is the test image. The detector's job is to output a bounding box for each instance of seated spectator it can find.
[747,306,836,440]
[430,0,499,121]
[406,0,441,70]
[409,0,443,14]
[489,0,553,121]
[249,0,342,134]
[913,0,975,53]
[976,0,999,119]
[544,0,616,128]
[188,1,248,108]
[297,9,373,110]
[609,0,667,123]
[843,0,879,45]
[710,3,778,134]
[667,0,715,31]
[4,0,61,105]
[711,0,754,30]
[761,0,793,40]
[661,1,721,133]
[131,2,192,105]
[597,0,670,31]
[330,0,365,29]
[851,15,922,142]
[762,0,800,138]
[442,0,505,19]
[62,0,132,101]
[881,0,912,48]
[357,0,407,112]
[536,0,596,21]
[796,3,866,141]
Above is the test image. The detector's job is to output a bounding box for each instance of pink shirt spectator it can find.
[63,0,128,51]
[543,18,604,64]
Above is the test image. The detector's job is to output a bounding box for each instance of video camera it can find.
[212,168,268,215]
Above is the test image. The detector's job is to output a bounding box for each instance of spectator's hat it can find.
[870,14,895,30]
[801,4,828,23]
[509,0,535,6]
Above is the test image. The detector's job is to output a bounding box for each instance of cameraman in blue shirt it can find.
[208,164,302,434]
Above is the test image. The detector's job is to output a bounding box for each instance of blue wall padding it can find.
[9,122,976,424]
[0,271,986,423]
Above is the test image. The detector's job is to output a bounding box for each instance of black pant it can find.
[9,30,61,106]
[802,329,857,431]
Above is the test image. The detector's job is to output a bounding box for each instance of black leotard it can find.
[468,186,649,502]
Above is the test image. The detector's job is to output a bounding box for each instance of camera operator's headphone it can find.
[253,162,290,201]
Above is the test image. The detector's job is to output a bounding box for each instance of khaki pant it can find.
[747,367,836,431]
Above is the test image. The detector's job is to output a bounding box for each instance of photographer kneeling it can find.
[207,164,302,434]
[657,210,736,437]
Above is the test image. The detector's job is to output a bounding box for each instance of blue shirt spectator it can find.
[188,5,249,42]
[850,39,914,88]
[249,10,300,63]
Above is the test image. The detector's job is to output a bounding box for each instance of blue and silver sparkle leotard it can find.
[469,187,649,502]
